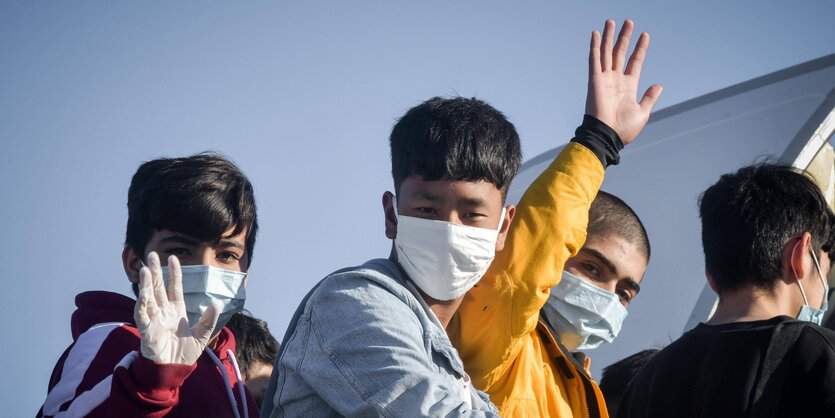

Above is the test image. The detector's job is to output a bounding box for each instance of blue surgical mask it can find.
[541,270,628,351]
[162,265,247,335]
[797,250,829,325]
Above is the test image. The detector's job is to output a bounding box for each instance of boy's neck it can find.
[422,295,463,329]
[706,281,799,325]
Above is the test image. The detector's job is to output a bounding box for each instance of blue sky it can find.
[2,1,834,414]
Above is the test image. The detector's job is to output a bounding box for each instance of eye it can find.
[217,251,242,264]
[414,207,438,217]
[616,289,633,305]
[462,211,487,219]
[581,263,600,278]
[163,247,191,257]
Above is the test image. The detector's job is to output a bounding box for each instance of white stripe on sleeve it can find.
[41,323,128,416]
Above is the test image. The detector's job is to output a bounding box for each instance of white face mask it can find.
[162,265,247,335]
[541,270,628,351]
[797,250,829,325]
[393,197,505,301]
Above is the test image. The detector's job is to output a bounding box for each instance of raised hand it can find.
[134,252,220,365]
[585,19,663,145]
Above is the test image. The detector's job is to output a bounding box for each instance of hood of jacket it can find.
[71,291,136,340]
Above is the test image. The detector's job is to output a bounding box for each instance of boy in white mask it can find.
[618,164,835,417]
[260,95,520,417]
[39,153,259,418]
[448,19,660,418]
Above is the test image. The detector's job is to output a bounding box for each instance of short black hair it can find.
[699,163,835,294]
[225,311,280,379]
[389,96,522,199]
[600,348,660,416]
[125,152,258,266]
[588,191,651,262]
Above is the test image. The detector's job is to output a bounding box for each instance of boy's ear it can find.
[494,204,516,252]
[383,191,397,239]
[788,232,813,283]
[122,246,142,284]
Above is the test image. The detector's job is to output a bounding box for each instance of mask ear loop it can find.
[810,250,825,286]
[793,239,812,305]
[496,207,507,232]
[809,249,829,307]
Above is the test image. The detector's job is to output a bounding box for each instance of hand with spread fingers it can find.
[586,19,663,145]
[134,251,220,365]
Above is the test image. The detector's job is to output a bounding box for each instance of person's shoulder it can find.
[306,259,427,327]
[71,290,136,340]
[794,323,835,352]
[314,259,414,303]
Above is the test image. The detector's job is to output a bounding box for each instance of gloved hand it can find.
[134,251,220,365]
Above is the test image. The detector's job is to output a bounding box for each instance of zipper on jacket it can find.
[538,320,603,418]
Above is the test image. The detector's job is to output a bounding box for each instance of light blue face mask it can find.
[162,265,247,336]
[541,270,628,351]
[797,250,829,325]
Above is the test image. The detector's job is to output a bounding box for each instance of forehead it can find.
[398,176,504,206]
[583,233,648,284]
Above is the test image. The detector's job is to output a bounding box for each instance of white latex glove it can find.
[134,251,220,365]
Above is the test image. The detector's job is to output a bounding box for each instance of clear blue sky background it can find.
[2,1,833,414]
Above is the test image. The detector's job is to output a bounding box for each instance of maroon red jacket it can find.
[38,291,259,418]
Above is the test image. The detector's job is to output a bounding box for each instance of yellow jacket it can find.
[448,142,607,418]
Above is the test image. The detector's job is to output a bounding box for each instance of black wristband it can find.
[570,115,624,167]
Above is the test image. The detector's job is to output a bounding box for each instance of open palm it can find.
[585,20,663,145]
[134,252,219,365]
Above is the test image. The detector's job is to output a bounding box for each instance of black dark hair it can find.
[699,163,835,294]
[599,348,660,416]
[588,191,651,262]
[225,311,280,379]
[125,152,258,267]
[389,96,522,199]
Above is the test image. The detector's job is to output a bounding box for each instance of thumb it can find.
[639,84,663,114]
[191,302,221,346]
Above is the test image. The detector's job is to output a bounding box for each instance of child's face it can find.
[385,175,512,251]
[563,233,646,308]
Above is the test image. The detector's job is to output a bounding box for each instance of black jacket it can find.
[618,316,835,418]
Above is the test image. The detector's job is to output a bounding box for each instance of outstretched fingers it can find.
[625,32,650,76]
[612,19,634,72]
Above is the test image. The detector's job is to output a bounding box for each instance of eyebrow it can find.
[459,197,487,207]
[216,238,244,250]
[412,191,439,201]
[582,247,642,294]
[158,234,244,251]
[409,192,486,207]
[158,235,200,246]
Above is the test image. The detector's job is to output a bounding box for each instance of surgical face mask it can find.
[797,250,829,325]
[541,270,628,351]
[393,197,506,301]
[162,264,247,335]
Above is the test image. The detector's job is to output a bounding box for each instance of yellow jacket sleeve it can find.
[448,142,604,390]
